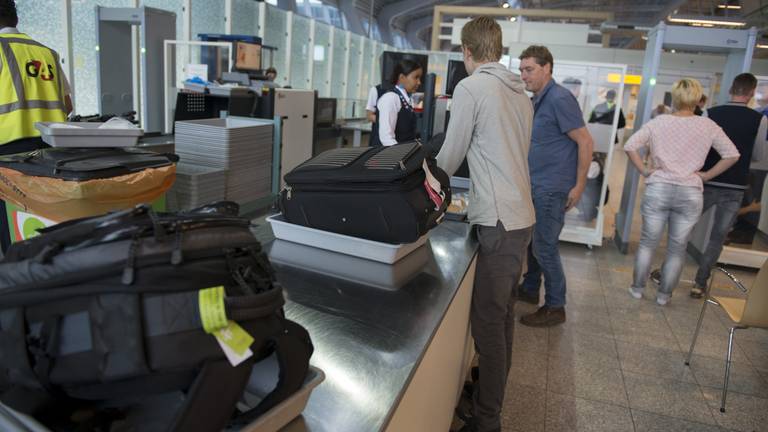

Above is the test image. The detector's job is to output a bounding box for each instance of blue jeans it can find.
[521,192,569,307]
[694,186,744,287]
[632,183,703,296]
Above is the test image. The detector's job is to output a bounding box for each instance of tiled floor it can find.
[495,242,768,432]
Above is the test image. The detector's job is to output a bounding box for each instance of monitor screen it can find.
[381,51,429,93]
[235,41,262,71]
[316,98,336,127]
[445,60,468,96]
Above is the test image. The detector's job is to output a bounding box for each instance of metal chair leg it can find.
[720,327,737,413]
[685,297,709,366]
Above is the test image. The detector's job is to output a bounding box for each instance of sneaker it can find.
[520,305,566,327]
[656,293,671,306]
[690,284,704,299]
[628,286,643,299]
[517,285,540,305]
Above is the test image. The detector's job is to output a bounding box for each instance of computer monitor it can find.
[315,98,337,128]
[381,51,429,93]
[235,41,262,72]
[445,60,468,96]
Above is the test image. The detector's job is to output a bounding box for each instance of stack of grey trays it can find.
[174,118,273,204]
[170,164,226,210]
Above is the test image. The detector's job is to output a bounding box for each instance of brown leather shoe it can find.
[520,305,566,327]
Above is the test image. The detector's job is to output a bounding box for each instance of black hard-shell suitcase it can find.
[279,141,451,244]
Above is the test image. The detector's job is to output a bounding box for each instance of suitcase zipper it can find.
[285,171,426,197]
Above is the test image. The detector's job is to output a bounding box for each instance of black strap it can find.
[230,320,313,425]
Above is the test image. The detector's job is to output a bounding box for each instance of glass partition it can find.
[232,0,260,36]
[264,6,289,85]
[331,30,348,119]
[192,0,225,36]
[313,22,332,97]
[510,58,627,246]
[290,14,312,89]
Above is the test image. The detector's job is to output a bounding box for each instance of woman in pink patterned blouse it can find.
[624,78,739,305]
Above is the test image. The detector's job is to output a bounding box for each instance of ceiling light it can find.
[501,2,510,8]
[641,35,648,40]
[757,44,768,49]
[717,4,742,9]
[670,49,676,53]
[509,17,517,22]
[667,15,746,27]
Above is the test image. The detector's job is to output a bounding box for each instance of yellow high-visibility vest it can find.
[0,33,67,145]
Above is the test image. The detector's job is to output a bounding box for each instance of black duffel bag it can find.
[0,202,313,431]
[279,140,451,244]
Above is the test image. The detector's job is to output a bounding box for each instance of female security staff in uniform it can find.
[376,59,422,146]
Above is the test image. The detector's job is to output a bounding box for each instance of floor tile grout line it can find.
[609,312,638,432]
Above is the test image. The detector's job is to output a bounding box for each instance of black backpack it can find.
[0,203,313,431]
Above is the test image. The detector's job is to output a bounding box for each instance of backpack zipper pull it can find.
[399,161,406,170]
[285,186,293,200]
[122,235,140,285]
[171,227,183,265]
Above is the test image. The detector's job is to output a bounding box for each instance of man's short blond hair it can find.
[461,17,503,62]
[671,78,703,111]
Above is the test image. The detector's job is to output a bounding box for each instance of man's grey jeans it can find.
[631,183,703,297]
[694,186,744,287]
[471,221,532,432]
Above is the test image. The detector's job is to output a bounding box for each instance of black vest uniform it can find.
[378,88,418,145]
[369,84,390,147]
[703,104,764,189]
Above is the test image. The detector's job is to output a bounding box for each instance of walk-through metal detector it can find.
[614,22,757,253]
[96,7,176,134]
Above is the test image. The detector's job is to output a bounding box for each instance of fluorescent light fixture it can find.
[717,4,742,9]
[668,15,746,26]
[757,44,768,49]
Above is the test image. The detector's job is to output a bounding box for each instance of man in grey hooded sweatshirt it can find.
[437,16,535,432]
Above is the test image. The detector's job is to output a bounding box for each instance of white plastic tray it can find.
[35,122,143,147]
[239,366,324,432]
[266,214,428,264]
[268,239,429,290]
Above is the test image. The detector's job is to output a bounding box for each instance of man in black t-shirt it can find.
[691,73,768,297]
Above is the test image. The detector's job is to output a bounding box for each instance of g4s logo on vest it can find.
[24,60,55,81]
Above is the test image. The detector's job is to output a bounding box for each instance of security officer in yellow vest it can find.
[1,0,73,252]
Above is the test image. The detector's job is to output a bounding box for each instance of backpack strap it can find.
[230,320,313,425]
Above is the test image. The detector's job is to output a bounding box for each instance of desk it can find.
[250,220,479,431]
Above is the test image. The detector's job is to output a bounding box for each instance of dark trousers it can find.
[694,186,744,287]
[471,221,532,432]
[0,137,48,253]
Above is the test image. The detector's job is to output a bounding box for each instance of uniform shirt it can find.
[376,85,412,146]
[366,86,378,112]
[624,114,739,190]
[0,27,72,96]
[528,79,585,194]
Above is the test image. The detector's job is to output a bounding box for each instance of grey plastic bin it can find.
[35,122,143,148]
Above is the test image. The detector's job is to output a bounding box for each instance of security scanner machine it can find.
[614,23,759,263]
[96,6,176,134]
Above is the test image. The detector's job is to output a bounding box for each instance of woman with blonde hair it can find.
[624,78,740,305]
